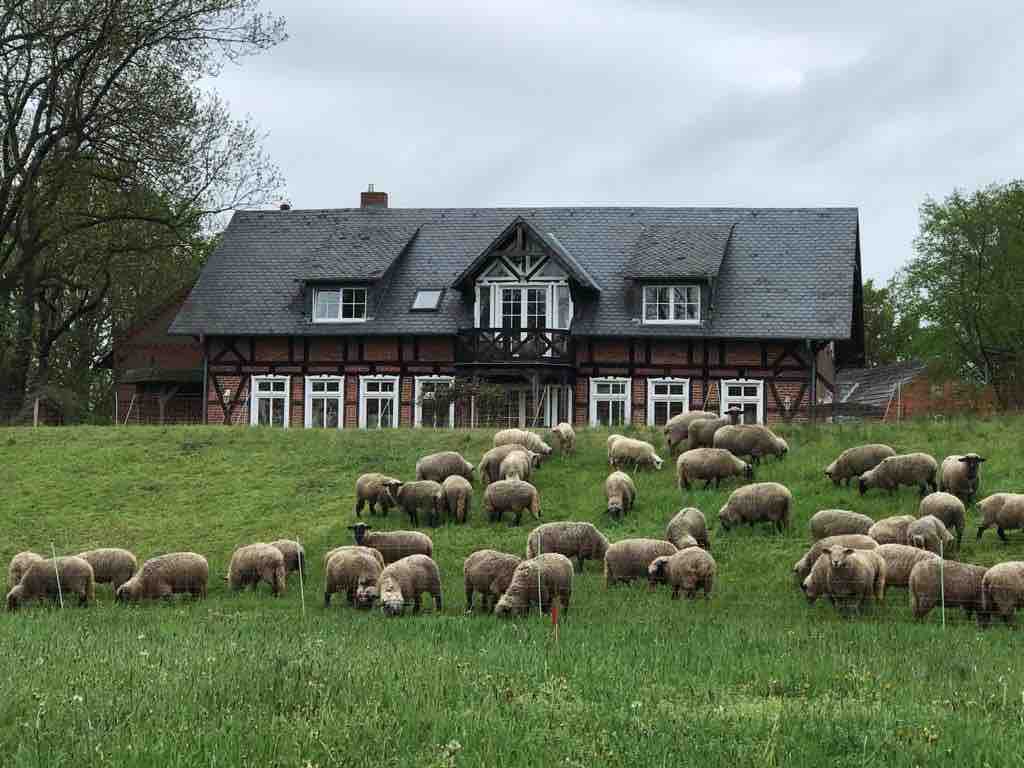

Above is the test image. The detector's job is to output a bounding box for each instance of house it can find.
[167,188,865,429]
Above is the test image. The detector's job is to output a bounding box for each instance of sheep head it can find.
[379,574,405,617]
[5,586,22,611]
[355,576,379,608]
[743,462,755,480]
[348,522,372,545]
[824,461,837,484]
[958,454,985,480]
[647,556,670,590]
[826,546,856,571]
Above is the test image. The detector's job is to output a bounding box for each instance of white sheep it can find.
[608,437,664,471]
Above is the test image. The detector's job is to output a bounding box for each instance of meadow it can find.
[2,418,1024,767]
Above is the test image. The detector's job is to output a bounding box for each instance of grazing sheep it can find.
[75,548,138,590]
[918,492,966,545]
[415,451,475,484]
[115,553,209,602]
[269,539,306,578]
[604,539,678,587]
[324,549,383,608]
[607,434,624,463]
[484,479,542,526]
[550,422,576,455]
[713,424,789,464]
[605,471,637,520]
[800,554,833,605]
[609,437,664,471]
[718,482,792,533]
[976,493,1024,543]
[498,449,541,482]
[792,534,878,586]
[354,473,403,518]
[858,453,938,497]
[226,543,286,596]
[908,515,956,555]
[823,546,887,613]
[687,417,730,450]
[347,522,433,564]
[6,556,95,610]
[875,544,940,588]
[493,428,552,456]
[442,475,473,524]
[494,553,573,616]
[378,554,442,617]
[7,551,43,591]
[664,410,717,455]
[868,515,918,546]
[395,480,445,526]
[647,549,716,599]
[938,453,985,502]
[809,509,874,541]
[323,544,385,570]
[526,522,610,573]
[909,558,989,623]
[824,444,897,486]
[666,507,711,551]
[676,448,753,491]
[463,550,523,613]
[480,443,533,486]
[981,562,1024,625]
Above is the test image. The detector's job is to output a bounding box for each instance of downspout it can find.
[807,339,817,423]
[201,333,208,425]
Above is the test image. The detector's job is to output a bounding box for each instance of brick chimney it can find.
[360,184,388,209]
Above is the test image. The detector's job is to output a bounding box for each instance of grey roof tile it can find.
[625,224,732,280]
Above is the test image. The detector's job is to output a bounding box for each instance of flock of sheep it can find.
[7,413,1024,626]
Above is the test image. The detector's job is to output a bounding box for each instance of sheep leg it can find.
[976,525,986,541]
[702,479,712,490]
[413,595,422,613]
[432,591,442,612]
[576,556,585,573]
[512,510,522,527]
[324,591,332,608]
[998,527,1008,543]
[465,585,474,612]
[671,586,680,600]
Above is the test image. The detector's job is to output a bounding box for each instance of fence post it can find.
[33,397,39,427]
[939,539,945,630]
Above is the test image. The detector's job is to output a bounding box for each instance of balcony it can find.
[455,328,574,366]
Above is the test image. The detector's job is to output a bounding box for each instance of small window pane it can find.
[315,289,341,320]
[413,290,442,310]
[258,381,272,393]
[367,381,379,393]
[744,386,758,397]
[272,381,285,392]
[325,399,339,428]
[742,404,757,423]
[728,386,741,397]
[342,288,366,320]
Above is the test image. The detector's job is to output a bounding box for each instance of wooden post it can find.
[33,397,39,427]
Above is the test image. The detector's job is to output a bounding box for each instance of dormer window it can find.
[313,287,366,322]
[642,285,700,324]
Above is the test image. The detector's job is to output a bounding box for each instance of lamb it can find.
[493,428,553,457]
[666,507,711,551]
[858,453,938,497]
[484,479,541,526]
[824,444,897,486]
[918,492,966,545]
[713,424,789,464]
[463,550,523,613]
[981,562,1024,625]
[415,451,475,484]
[498,449,541,482]
[75,548,138,590]
[809,510,874,541]
[354,473,403,517]
[908,558,989,623]
[323,544,385,570]
[6,556,95,610]
[664,410,718,454]
[550,422,576,455]
[976,493,1024,543]
[938,453,985,502]
[608,437,664,471]
[867,515,918,546]
[348,522,433,564]
[494,553,573,616]
[875,544,939,588]
[324,548,383,608]
[442,475,473,524]
[822,546,887,613]
[676,448,753,491]
[479,443,533,486]
[792,534,877,586]
[7,551,43,590]
[115,552,209,602]
[269,539,306,578]
[395,480,445,526]
[378,554,443,617]
[605,470,637,520]
[718,482,792,533]
[907,515,956,555]
[526,522,610,573]
[226,543,286,596]
[604,538,678,587]
[647,549,716,599]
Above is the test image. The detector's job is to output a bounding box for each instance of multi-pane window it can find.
[415,376,455,428]
[305,376,344,429]
[314,287,367,322]
[642,285,700,324]
[647,378,689,426]
[360,376,399,429]
[590,377,631,427]
[250,376,289,427]
[721,379,763,424]
[526,288,546,329]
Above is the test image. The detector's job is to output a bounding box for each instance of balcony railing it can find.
[455,327,574,365]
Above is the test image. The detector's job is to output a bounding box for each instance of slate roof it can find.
[169,207,860,339]
[836,360,927,408]
[304,223,419,282]
[624,224,733,280]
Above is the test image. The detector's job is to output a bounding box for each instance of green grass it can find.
[2,418,1024,767]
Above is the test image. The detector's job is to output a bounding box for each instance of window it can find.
[415,376,454,428]
[412,290,443,311]
[359,376,399,429]
[544,385,574,427]
[304,376,344,429]
[642,285,700,324]
[313,287,367,322]
[590,377,631,427]
[250,375,290,427]
[647,378,689,426]
[721,379,763,424]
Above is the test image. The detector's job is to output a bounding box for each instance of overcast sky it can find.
[210,0,1023,280]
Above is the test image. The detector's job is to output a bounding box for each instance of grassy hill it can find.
[2,418,1023,767]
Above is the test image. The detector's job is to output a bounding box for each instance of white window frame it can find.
[721,378,764,424]
[414,375,455,428]
[250,375,290,428]
[304,375,345,429]
[641,285,700,325]
[646,377,689,426]
[359,375,400,429]
[313,287,368,323]
[589,377,632,427]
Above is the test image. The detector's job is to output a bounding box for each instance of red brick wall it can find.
[364,338,399,361]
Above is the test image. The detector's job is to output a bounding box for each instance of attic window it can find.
[314,287,366,323]
[642,285,700,325]
[411,289,443,311]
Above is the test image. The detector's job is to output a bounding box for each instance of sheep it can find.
[605,470,637,520]
[976,493,1024,543]
[858,453,938,497]
[867,515,918,546]
[463,550,522,613]
[607,434,624,462]
[324,548,383,608]
[550,422,576,455]
[792,534,878,586]
[75,548,138,590]
[415,451,475,484]
[395,480,445,526]
[664,410,718,454]
[981,562,1024,625]
[347,522,433,564]
[493,428,552,456]
[354,473,403,518]
[687,417,730,450]
[608,437,664,471]
[713,424,788,464]
[938,453,986,502]
[666,507,711,551]
[822,546,887,613]
[115,553,209,602]
[676,448,753,491]
[494,553,573,616]
[269,539,306,578]
[7,551,43,590]
[526,522,610,573]
[604,539,678,587]
[809,509,875,541]
[909,558,989,624]
[875,544,940,588]
[226,543,287,596]
[907,515,956,556]
[824,444,897,486]
[378,554,442,617]
[918,492,966,545]
[323,544,385,570]
[647,549,716,599]
[442,475,473,524]
[484,479,541,526]
[6,556,95,610]
[498,449,541,482]
[718,482,792,534]
[800,554,833,605]
[479,443,533,486]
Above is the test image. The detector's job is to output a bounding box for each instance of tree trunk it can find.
[0,259,37,422]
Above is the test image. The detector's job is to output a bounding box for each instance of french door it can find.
[500,287,547,331]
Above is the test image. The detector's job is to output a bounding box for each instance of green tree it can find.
[861,277,919,367]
